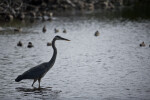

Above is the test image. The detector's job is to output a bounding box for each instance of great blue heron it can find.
[15,35,70,88]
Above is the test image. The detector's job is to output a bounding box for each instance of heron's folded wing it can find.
[22,63,48,79]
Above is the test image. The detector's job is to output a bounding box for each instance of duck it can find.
[5,14,13,21]
[47,12,53,21]
[27,42,34,48]
[36,12,42,19]
[87,3,94,11]
[17,41,23,47]
[42,25,46,33]
[42,16,46,21]
[54,28,59,33]
[47,12,53,17]
[63,29,67,33]
[42,11,47,16]
[29,11,36,18]
[14,27,22,32]
[139,42,145,47]
[19,13,25,20]
[47,42,52,46]
[94,31,100,36]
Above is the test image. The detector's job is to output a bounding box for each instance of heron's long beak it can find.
[60,37,70,41]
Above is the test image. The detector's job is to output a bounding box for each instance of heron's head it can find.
[55,35,70,41]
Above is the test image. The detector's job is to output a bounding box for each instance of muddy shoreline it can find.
[0,0,150,21]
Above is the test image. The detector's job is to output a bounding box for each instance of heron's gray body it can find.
[15,36,69,88]
[21,48,56,80]
[22,62,52,79]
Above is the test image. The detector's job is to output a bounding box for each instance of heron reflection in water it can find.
[15,36,70,88]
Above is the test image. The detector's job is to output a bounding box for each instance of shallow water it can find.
[0,11,150,100]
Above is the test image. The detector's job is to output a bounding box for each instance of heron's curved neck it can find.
[48,38,57,66]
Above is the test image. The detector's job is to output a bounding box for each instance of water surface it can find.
[0,10,150,100]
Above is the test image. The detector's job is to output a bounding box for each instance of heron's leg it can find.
[38,78,41,89]
[32,79,37,87]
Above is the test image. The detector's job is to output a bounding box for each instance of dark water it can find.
[0,9,150,100]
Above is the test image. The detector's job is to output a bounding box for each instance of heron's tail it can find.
[15,75,24,82]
